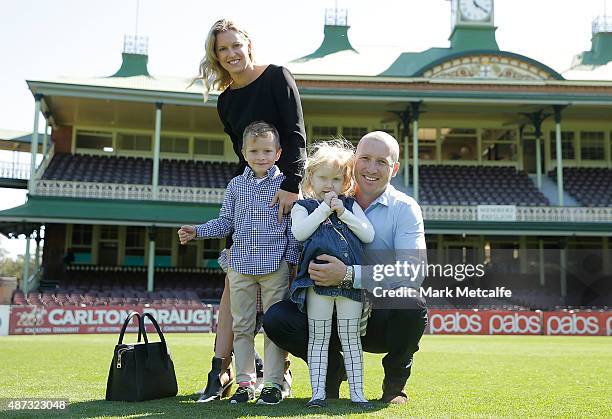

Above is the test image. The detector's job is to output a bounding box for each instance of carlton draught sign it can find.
[9,305,214,335]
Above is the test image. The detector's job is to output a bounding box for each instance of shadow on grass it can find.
[2,395,387,418]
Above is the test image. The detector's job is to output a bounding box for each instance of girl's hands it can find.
[323,191,337,207]
[330,197,345,216]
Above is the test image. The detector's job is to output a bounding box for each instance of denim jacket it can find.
[289,197,364,312]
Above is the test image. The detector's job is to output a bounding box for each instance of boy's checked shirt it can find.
[195,165,300,275]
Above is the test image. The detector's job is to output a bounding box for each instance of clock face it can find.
[459,0,493,21]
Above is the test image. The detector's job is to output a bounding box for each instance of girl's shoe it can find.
[305,398,327,408]
[352,400,375,409]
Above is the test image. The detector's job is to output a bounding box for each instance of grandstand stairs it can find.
[529,174,579,206]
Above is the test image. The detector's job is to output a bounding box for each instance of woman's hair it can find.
[190,19,254,101]
[301,138,356,199]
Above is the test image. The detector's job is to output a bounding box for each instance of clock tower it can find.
[450,0,499,50]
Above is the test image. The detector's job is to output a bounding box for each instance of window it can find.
[99,226,119,265]
[155,228,173,267]
[311,126,338,140]
[342,127,368,145]
[550,131,575,160]
[580,131,604,161]
[482,129,517,161]
[75,131,112,151]
[178,242,197,267]
[70,224,93,264]
[194,137,224,156]
[72,224,92,246]
[414,128,437,161]
[117,133,151,151]
[441,128,477,161]
[161,136,189,153]
[202,239,222,259]
[125,227,145,266]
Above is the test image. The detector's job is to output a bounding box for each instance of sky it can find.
[0,0,608,258]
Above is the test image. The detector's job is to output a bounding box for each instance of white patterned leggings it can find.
[306,287,367,403]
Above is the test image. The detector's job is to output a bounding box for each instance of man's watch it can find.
[338,265,354,290]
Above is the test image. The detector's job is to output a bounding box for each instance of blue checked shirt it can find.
[195,165,301,275]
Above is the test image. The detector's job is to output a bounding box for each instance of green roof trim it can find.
[111,53,150,77]
[381,48,563,80]
[578,32,612,66]
[414,50,564,80]
[292,25,357,62]
[0,195,219,227]
[449,26,499,51]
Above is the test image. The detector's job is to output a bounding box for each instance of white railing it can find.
[34,179,226,203]
[0,160,31,179]
[31,180,612,222]
[423,205,612,223]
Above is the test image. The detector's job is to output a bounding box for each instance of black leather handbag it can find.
[105,312,178,402]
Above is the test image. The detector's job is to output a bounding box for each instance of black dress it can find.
[217,64,307,193]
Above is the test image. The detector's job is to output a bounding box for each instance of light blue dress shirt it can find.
[353,184,426,289]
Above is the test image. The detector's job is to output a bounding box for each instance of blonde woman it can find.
[289,140,375,409]
[190,19,306,403]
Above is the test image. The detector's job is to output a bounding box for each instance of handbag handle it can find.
[139,312,167,345]
[139,313,170,369]
[117,311,143,345]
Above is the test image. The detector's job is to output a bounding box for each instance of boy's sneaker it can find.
[256,383,283,405]
[229,385,255,404]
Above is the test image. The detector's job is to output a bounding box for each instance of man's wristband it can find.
[338,266,354,290]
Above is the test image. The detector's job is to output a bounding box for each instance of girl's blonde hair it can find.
[191,19,254,101]
[301,139,356,199]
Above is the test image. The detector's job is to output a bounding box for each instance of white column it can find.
[34,233,41,273]
[152,102,162,200]
[554,106,564,206]
[411,102,421,200]
[23,234,32,295]
[147,228,156,292]
[29,94,42,192]
[42,115,49,158]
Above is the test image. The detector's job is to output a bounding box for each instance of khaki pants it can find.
[228,261,289,385]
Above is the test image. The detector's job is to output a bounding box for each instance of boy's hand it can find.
[323,191,337,207]
[330,197,345,216]
[270,190,299,223]
[178,225,196,245]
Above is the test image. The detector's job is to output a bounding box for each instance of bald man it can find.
[264,131,428,404]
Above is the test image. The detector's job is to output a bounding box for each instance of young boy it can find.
[178,121,299,405]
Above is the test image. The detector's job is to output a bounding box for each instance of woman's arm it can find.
[338,201,375,243]
[272,67,307,193]
[291,202,332,241]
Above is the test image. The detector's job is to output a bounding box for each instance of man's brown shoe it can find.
[381,390,408,404]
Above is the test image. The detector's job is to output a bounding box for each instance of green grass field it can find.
[0,333,610,418]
